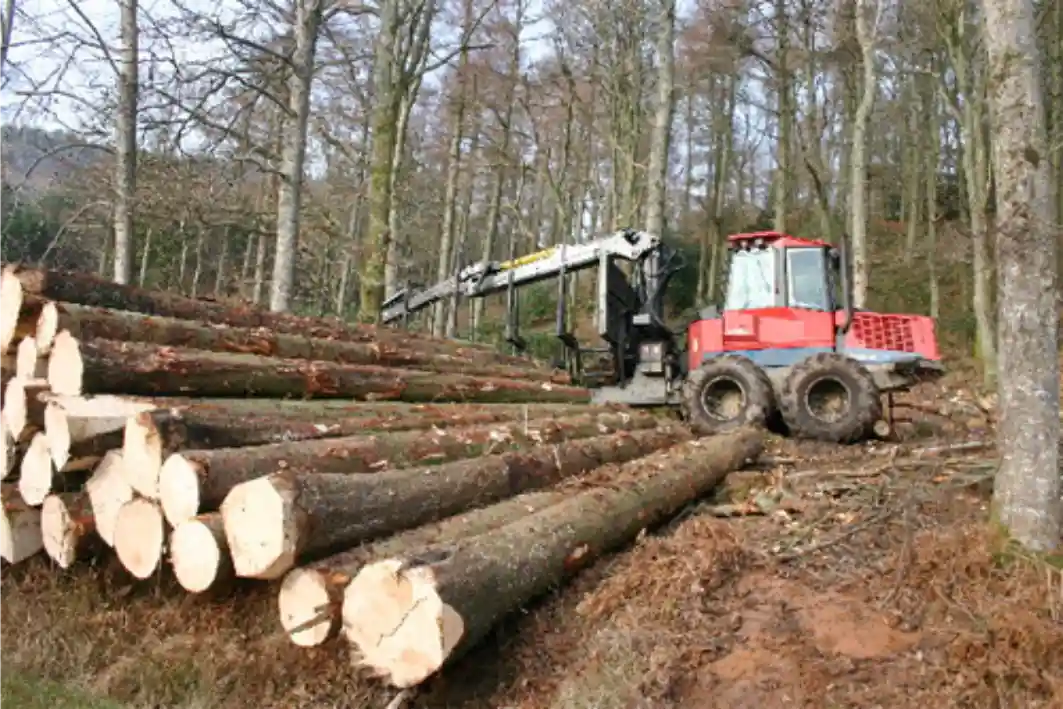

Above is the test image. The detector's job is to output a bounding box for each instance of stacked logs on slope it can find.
[141,409,669,585]
[339,428,765,688]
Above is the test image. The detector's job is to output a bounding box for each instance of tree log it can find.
[44,395,148,471]
[15,336,45,380]
[18,432,55,506]
[41,491,101,568]
[278,490,566,647]
[159,410,659,525]
[124,402,606,501]
[2,377,48,441]
[38,300,564,382]
[85,450,131,547]
[34,300,60,355]
[342,428,764,687]
[0,265,24,354]
[1,483,43,563]
[1,422,11,480]
[112,497,166,579]
[46,335,589,402]
[222,425,689,581]
[170,512,232,593]
[10,265,537,365]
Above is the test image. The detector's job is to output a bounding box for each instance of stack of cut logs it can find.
[0,263,764,689]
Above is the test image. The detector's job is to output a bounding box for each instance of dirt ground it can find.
[2,375,1061,709]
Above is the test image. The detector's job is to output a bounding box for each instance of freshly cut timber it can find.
[1,483,43,563]
[0,265,24,354]
[222,425,689,580]
[15,336,45,380]
[158,410,657,525]
[37,301,565,382]
[45,336,590,402]
[342,428,764,687]
[2,377,47,440]
[40,491,100,568]
[18,433,57,506]
[170,513,231,593]
[33,300,60,354]
[278,491,566,647]
[45,395,151,471]
[124,402,606,500]
[10,265,536,365]
[112,498,166,579]
[84,450,131,546]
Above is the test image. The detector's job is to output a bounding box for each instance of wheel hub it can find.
[804,377,851,424]
[701,377,746,421]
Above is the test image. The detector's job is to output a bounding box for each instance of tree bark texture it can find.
[341,428,764,687]
[42,300,564,381]
[221,424,689,580]
[50,337,590,402]
[158,410,658,525]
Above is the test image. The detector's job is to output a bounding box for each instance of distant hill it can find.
[0,125,107,198]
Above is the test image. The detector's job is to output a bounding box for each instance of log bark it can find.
[123,402,606,500]
[342,428,764,687]
[1,483,43,563]
[170,512,232,593]
[112,497,166,579]
[278,490,566,647]
[44,395,148,471]
[46,335,589,403]
[41,491,101,568]
[38,300,564,382]
[222,425,690,580]
[85,450,131,547]
[10,265,536,365]
[159,410,659,525]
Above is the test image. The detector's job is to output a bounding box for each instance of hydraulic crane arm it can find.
[380,228,662,325]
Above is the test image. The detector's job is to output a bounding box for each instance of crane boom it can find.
[380,229,662,325]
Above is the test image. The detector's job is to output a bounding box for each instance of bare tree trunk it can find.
[137,227,152,287]
[643,0,676,237]
[213,228,229,296]
[0,0,15,71]
[982,0,1061,553]
[848,0,879,308]
[268,0,323,313]
[112,0,138,285]
[772,0,791,233]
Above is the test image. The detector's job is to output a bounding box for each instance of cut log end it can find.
[170,515,229,593]
[343,559,463,688]
[1,488,43,564]
[221,475,300,580]
[0,266,24,355]
[0,422,10,480]
[3,377,28,440]
[43,402,71,470]
[41,493,96,569]
[85,450,131,547]
[113,498,166,579]
[123,411,166,499]
[46,330,82,397]
[15,337,42,380]
[35,301,60,355]
[158,453,202,525]
[278,568,344,647]
[18,432,55,506]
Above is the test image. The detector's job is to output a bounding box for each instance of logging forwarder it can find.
[381,228,945,444]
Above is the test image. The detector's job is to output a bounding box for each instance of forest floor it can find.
[2,369,1062,709]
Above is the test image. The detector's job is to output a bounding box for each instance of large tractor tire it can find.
[681,354,776,436]
[779,353,882,443]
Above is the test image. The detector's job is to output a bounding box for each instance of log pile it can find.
[0,263,766,690]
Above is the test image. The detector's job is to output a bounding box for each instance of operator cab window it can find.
[724,247,776,310]
[787,247,831,311]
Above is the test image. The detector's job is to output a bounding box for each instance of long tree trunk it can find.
[643,0,676,237]
[158,411,653,525]
[112,0,138,285]
[222,425,689,580]
[269,0,323,313]
[849,0,878,308]
[40,301,562,378]
[342,429,764,688]
[278,490,566,646]
[982,0,1061,552]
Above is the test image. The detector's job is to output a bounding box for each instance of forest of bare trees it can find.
[1,0,1059,548]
